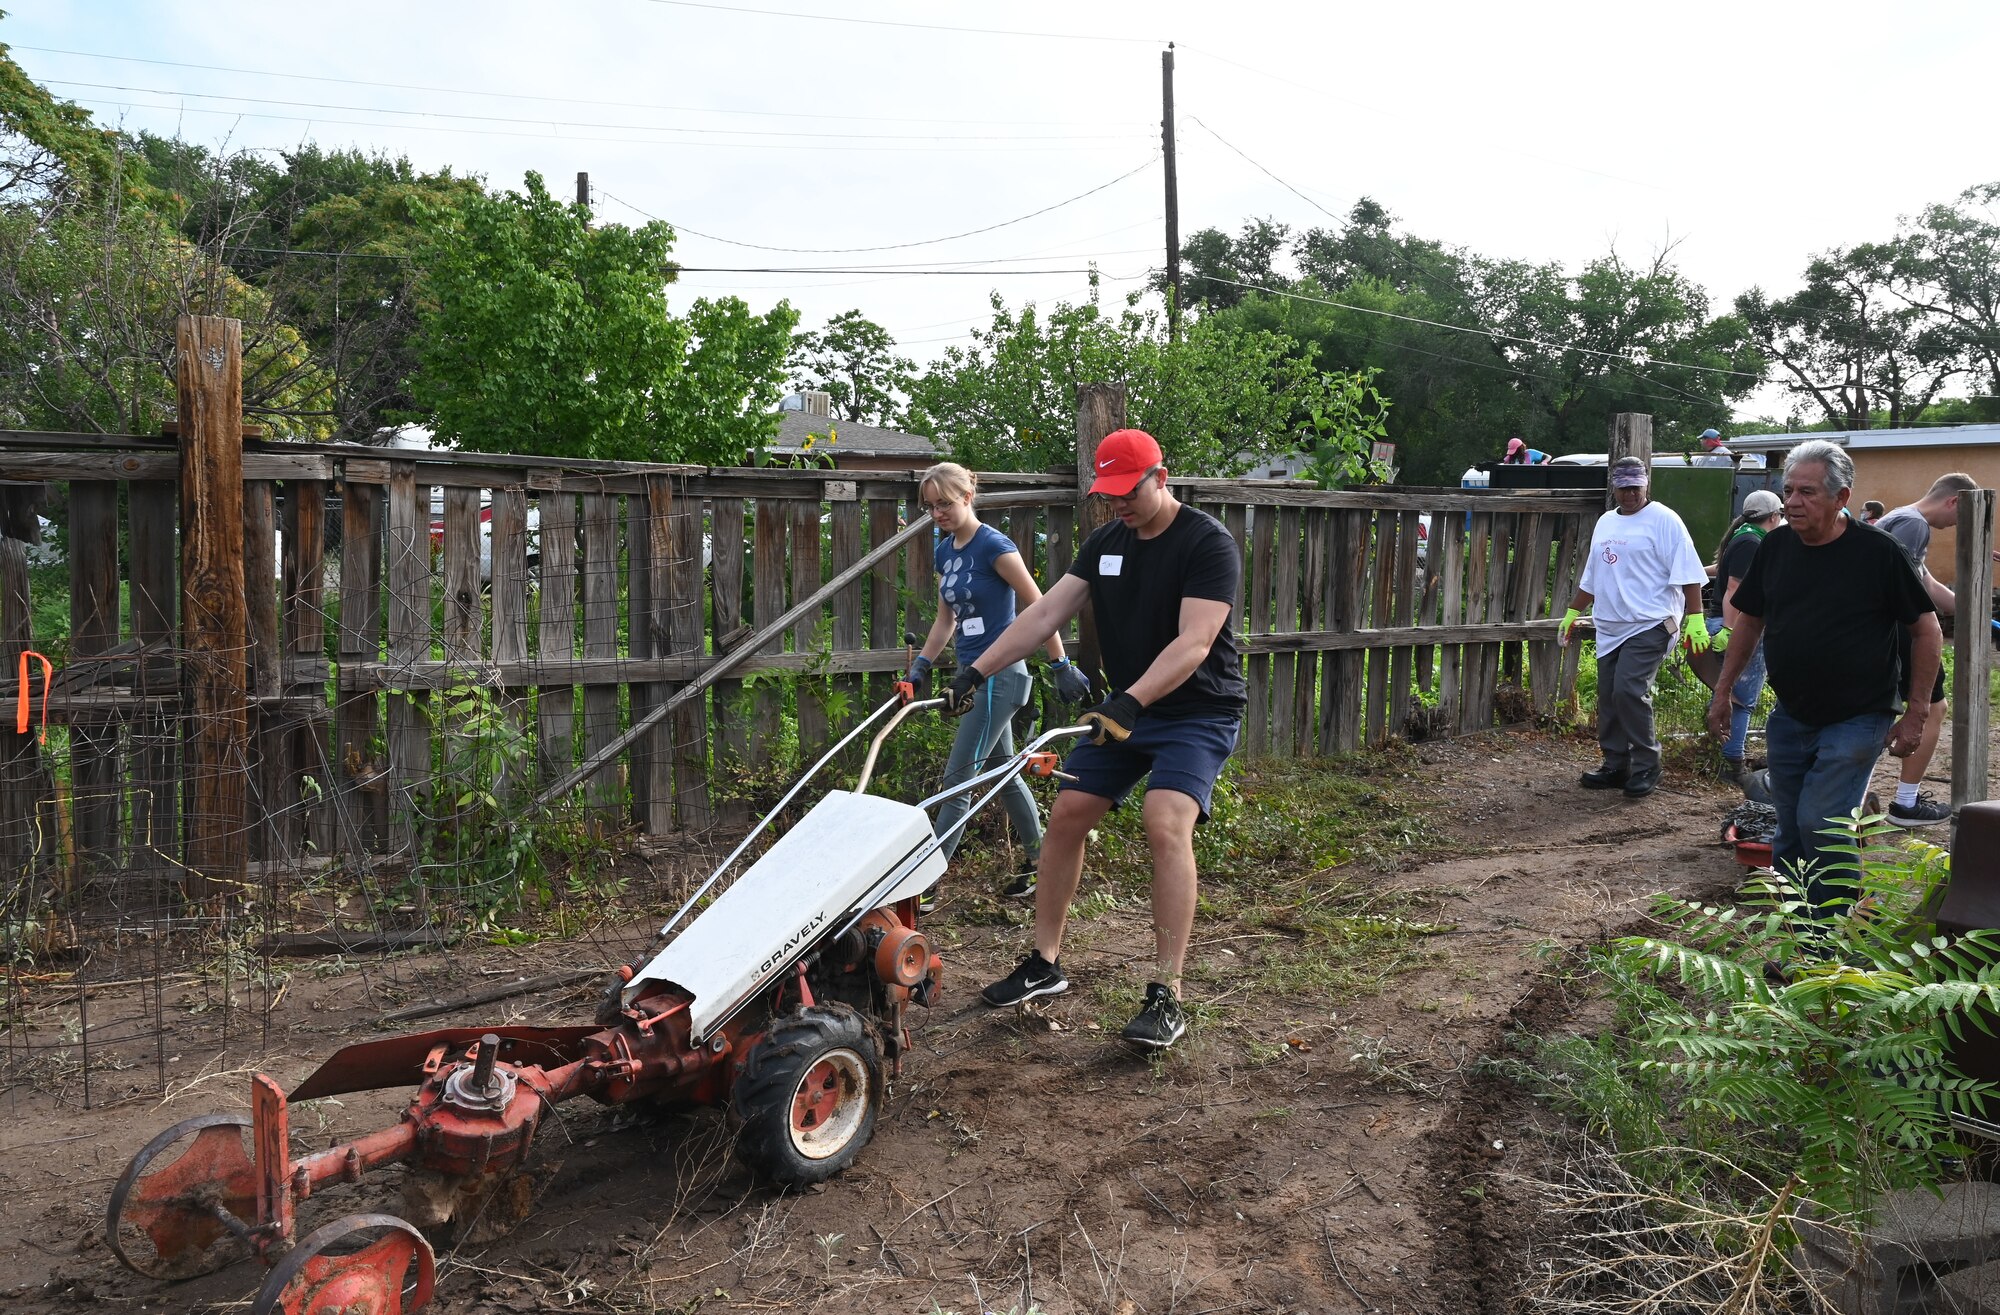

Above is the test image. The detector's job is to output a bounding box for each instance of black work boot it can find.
[1580,764,1629,789]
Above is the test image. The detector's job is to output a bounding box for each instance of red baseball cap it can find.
[1088,429,1164,496]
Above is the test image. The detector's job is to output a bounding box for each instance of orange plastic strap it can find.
[16,650,50,745]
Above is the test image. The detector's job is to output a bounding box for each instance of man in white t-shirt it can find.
[1558,457,1711,798]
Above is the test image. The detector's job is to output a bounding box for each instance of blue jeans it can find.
[1766,703,1892,909]
[1706,616,1767,761]
[933,664,1041,862]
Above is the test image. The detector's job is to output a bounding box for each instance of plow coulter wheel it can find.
[732,1004,882,1186]
[251,1213,435,1315]
[106,1113,260,1280]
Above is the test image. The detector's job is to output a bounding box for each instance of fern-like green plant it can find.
[1607,818,2000,1224]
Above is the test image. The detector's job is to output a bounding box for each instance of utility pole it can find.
[576,171,590,210]
[1162,44,1180,340]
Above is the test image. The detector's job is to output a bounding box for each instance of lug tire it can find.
[731,1004,882,1186]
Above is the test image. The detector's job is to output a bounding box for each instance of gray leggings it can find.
[933,664,1042,861]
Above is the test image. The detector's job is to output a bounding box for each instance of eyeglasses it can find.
[1096,466,1162,503]
[921,499,959,515]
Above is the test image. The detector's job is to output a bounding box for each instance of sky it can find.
[7,0,1999,421]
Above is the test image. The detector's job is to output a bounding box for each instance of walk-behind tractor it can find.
[106,695,1085,1314]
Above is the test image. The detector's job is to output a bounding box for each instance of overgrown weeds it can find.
[1521,1130,1832,1315]
[940,751,1463,1041]
[1512,817,2000,1310]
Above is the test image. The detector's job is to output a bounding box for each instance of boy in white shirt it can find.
[1558,458,1710,798]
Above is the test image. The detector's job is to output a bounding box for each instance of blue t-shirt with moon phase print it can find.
[935,523,1022,668]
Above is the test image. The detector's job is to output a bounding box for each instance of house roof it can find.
[763,411,939,459]
[1723,422,2000,454]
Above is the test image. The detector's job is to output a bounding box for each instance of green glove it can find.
[1682,613,1712,653]
[1710,625,1730,653]
[1558,607,1582,646]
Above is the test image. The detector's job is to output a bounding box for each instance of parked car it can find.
[428,493,541,583]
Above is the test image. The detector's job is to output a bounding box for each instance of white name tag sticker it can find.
[1100,555,1124,576]
[960,615,985,637]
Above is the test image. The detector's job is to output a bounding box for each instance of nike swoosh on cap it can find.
[1097,458,1115,468]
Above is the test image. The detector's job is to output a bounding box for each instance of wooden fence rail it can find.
[0,426,1598,893]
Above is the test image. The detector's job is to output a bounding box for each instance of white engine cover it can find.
[622,791,945,1042]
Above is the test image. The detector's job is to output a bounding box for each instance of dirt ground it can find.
[0,717,1977,1315]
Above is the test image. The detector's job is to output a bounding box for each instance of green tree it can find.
[788,309,914,427]
[1738,244,1960,431]
[1208,203,1761,481]
[405,171,797,463]
[1885,183,2000,405]
[0,16,119,201]
[245,148,485,441]
[0,47,330,436]
[906,275,1380,479]
[0,184,333,436]
[1171,216,1292,312]
[1487,245,1762,451]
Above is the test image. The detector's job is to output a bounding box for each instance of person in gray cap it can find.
[1703,489,1784,782]
[1559,457,1710,798]
[1693,428,1735,467]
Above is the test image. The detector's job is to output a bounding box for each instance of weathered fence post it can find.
[1073,383,1127,695]
[1606,413,1652,508]
[176,315,248,902]
[1952,488,1995,810]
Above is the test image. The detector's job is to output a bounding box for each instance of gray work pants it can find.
[1596,623,1672,776]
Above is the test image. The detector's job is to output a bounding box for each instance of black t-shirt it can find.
[1068,505,1246,720]
[1706,530,1764,619]
[1730,521,1933,726]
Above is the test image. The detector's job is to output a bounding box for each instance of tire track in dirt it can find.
[1380,735,1747,1314]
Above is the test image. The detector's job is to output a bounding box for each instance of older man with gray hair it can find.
[1705,439,1940,907]
[1558,456,1709,799]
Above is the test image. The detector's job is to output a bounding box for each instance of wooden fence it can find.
[0,427,1598,893]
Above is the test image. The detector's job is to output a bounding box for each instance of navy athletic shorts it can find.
[1059,712,1240,821]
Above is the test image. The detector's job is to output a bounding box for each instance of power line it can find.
[44,80,1147,143]
[1260,297,1739,417]
[598,158,1157,253]
[676,266,1129,275]
[68,96,1131,153]
[211,244,1155,272]
[1187,116,1344,226]
[628,0,1165,44]
[1182,116,1485,306]
[1180,117,1739,405]
[1205,277,1765,382]
[12,43,1150,129]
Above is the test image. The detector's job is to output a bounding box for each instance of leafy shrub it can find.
[1601,821,2000,1223]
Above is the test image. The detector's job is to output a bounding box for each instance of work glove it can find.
[1557,608,1582,647]
[1682,614,1712,654]
[1049,657,1091,704]
[1080,691,1142,746]
[942,665,985,717]
[900,654,932,700]
[1709,626,1731,654]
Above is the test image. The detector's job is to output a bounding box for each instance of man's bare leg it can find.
[1142,789,1201,997]
[1033,789,1113,964]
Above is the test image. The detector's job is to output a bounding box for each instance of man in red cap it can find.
[941,428,1245,1050]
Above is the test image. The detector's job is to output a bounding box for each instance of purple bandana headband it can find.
[1609,465,1649,489]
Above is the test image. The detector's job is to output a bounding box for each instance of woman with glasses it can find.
[906,462,1089,902]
